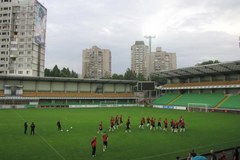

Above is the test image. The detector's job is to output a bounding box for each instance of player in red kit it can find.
[150,117,156,131]
[180,119,185,132]
[91,136,97,157]
[139,117,144,129]
[109,116,115,132]
[102,132,108,152]
[163,118,168,131]
[157,118,162,130]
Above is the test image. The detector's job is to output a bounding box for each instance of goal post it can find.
[99,101,118,107]
[187,103,210,112]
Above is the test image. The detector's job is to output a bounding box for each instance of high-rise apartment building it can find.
[82,46,111,79]
[151,47,176,72]
[0,0,47,77]
[131,41,148,76]
[131,41,176,78]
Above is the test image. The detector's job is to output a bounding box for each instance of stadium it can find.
[0,60,240,160]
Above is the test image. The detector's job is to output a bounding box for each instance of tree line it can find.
[44,65,78,78]
[44,66,167,85]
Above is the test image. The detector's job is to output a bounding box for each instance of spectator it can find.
[24,122,28,134]
[233,147,239,160]
[191,149,197,157]
[210,149,217,160]
[218,151,227,160]
[187,152,191,160]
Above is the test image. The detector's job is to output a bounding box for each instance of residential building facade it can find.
[82,46,111,79]
[151,47,177,72]
[131,41,148,77]
[131,41,177,78]
[0,0,47,77]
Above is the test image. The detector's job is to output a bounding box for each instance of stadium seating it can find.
[22,91,135,98]
[152,94,180,105]
[170,93,225,108]
[219,95,240,109]
[153,93,225,108]
[163,80,240,88]
[0,90,4,97]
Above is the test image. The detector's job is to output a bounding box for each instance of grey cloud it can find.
[40,0,240,74]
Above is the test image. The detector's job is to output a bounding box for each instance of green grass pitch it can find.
[0,107,240,160]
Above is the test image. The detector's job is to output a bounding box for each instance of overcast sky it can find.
[39,0,240,75]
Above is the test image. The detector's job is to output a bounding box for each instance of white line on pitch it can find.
[14,110,66,160]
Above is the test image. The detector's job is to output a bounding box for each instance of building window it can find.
[18,71,23,74]
[18,64,23,68]
[19,51,24,55]
[18,58,23,62]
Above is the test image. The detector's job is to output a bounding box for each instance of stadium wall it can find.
[0,76,138,109]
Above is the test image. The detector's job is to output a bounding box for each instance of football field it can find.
[0,107,240,160]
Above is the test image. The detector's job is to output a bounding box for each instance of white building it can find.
[0,0,47,77]
[82,46,111,79]
[131,41,176,78]
[131,41,148,77]
[151,47,176,72]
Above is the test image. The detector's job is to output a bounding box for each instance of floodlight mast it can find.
[144,35,156,78]
[239,35,240,48]
[144,36,156,54]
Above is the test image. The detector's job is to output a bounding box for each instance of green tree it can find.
[150,74,167,85]
[196,60,220,66]
[44,65,79,78]
[110,73,123,80]
[44,68,51,77]
[124,68,136,80]
[71,70,78,78]
[137,73,146,81]
[60,67,71,77]
[52,65,61,77]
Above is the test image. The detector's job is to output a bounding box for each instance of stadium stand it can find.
[152,60,240,111]
[163,80,240,89]
[153,93,225,108]
[22,91,134,98]
[219,95,240,109]
[0,76,138,109]
[0,91,4,97]
[170,93,225,107]
[152,94,180,105]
